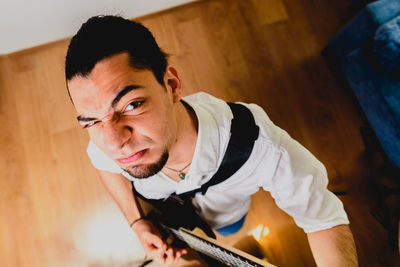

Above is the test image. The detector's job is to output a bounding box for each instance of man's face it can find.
[67,52,181,178]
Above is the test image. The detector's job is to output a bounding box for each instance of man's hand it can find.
[132,219,187,266]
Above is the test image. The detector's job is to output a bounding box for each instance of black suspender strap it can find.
[165,102,259,202]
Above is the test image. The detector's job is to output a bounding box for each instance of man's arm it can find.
[307,224,358,267]
[97,170,186,265]
[97,170,142,223]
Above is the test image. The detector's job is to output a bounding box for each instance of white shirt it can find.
[87,92,349,232]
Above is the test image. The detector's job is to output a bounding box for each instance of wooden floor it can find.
[1,0,399,266]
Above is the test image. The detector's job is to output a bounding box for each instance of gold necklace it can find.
[164,162,192,180]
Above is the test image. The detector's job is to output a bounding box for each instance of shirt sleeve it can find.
[246,102,350,233]
[261,129,349,233]
[86,140,122,173]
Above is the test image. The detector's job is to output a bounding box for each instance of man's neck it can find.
[162,100,198,181]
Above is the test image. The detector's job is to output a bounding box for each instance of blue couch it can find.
[323,0,400,168]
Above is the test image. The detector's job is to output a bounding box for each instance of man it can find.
[65,15,358,266]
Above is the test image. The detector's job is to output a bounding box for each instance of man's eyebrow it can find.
[76,85,144,123]
[111,85,143,108]
[77,115,97,122]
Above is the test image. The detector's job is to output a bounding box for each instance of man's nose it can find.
[101,121,132,153]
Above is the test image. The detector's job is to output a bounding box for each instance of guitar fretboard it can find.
[169,227,275,267]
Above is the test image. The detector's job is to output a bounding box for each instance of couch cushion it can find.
[373,15,400,75]
[341,48,400,167]
[374,74,400,124]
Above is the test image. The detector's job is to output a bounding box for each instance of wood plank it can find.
[0,55,32,267]
[251,0,289,25]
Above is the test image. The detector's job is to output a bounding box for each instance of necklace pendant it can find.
[179,173,186,180]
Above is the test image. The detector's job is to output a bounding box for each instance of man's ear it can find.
[164,66,182,103]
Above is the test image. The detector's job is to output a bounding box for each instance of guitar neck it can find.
[168,227,276,267]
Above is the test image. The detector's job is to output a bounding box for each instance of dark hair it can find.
[65,15,168,85]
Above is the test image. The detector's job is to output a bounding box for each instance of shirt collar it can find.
[177,96,222,190]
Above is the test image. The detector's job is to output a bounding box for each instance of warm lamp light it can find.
[73,204,145,264]
[263,227,270,237]
[249,224,270,241]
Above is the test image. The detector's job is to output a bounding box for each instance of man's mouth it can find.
[117,149,147,164]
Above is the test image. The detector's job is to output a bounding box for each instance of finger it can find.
[166,247,186,261]
[153,249,170,266]
[165,247,174,259]
[147,233,165,249]
[147,235,166,254]
[155,245,167,261]
[171,249,183,266]
[144,235,167,260]
[154,250,169,266]
[172,247,187,259]
[179,248,188,255]
[174,247,184,259]
[162,248,175,266]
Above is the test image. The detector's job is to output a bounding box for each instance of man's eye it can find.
[124,101,144,112]
[83,121,99,129]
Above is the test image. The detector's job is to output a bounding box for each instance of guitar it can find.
[163,225,277,267]
[135,194,277,266]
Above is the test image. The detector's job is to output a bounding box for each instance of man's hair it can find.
[65,15,168,85]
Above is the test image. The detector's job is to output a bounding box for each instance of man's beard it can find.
[123,150,169,178]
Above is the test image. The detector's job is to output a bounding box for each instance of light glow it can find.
[263,227,270,237]
[73,204,146,264]
[249,224,270,241]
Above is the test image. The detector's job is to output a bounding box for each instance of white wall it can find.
[0,0,196,54]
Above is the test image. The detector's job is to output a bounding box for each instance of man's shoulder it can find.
[183,92,226,106]
[183,92,232,128]
[183,91,280,143]
[183,92,265,116]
